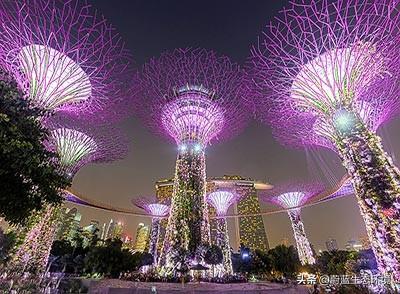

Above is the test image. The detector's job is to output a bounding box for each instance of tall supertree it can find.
[249,0,400,279]
[132,197,170,267]
[261,182,324,265]
[9,113,128,275]
[137,48,248,272]
[207,190,240,276]
[0,0,134,121]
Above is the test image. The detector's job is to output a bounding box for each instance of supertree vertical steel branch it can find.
[132,197,170,266]
[207,191,240,276]
[137,48,248,272]
[249,0,400,279]
[9,113,129,275]
[0,0,134,121]
[261,182,324,265]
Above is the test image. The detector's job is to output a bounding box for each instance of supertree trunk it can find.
[9,204,62,275]
[287,209,315,265]
[159,150,211,271]
[215,217,233,276]
[149,218,161,265]
[336,123,400,280]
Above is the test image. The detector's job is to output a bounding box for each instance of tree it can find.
[84,239,139,278]
[268,245,300,278]
[0,229,17,265]
[0,74,70,224]
[204,245,223,265]
[316,250,359,275]
[251,249,272,276]
[204,245,223,277]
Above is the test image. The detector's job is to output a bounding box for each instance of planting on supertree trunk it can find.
[9,113,128,276]
[207,191,241,276]
[249,0,400,279]
[261,182,324,265]
[137,48,248,273]
[132,197,170,267]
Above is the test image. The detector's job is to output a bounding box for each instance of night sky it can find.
[69,0,400,251]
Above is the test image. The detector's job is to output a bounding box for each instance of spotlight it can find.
[194,143,202,152]
[179,144,187,152]
[333,109,355,133]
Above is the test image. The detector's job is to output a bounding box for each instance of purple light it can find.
[250,0,400,279]
[147,204,169,217]
[262,181,323,265]
[261,182,324,209]
[132,197,170,218]
[249,0,400,150]
[132,197,170,267]
[137,48,248,146]
[0,0,134,119]
[207,191,239,216]
[162,89,224,145]
[324,179,355,201]
[136,48,248,273]
[44,113,129,176]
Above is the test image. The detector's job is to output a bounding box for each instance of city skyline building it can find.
[155,175,271,253]
[132,197,169,266]
[55,207,82,241]
[133,223,150,253]
[325,238,338,252]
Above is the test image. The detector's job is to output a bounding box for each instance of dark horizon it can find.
[67,0,400,251]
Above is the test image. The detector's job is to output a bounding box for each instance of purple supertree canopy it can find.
[261,182,325,209]
[137,48,248,147]
[43,113,129,176]
[132,197,170,217]
[248,0,400,150]
[0,0,134,120]
[207,190,241,216]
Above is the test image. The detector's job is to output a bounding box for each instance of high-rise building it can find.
[325,238,338,252]
[133,223,150,252]
[281,237,289,247]
[155,175,271,253]
[155,179,174,254]
[221,175,270,252]
[346,239,362,251]
[56,207,81,241]
[104,219,123,240]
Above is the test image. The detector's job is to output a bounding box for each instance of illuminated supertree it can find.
[137,48,248,272]
[9,113,128,275]
[261,182,324,265]
[0,0,134,121]
[132,197,170,266]
[207,191,240,276]
[249,0,400,279]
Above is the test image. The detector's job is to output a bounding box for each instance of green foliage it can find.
[0,75,70,224]
[316,250,359,275]
[135,251,153,267]
[0,228,17,265]
[84,239,140,278]
[204,245,223,265]
[58,278,88,293]
[250,249,272,275]
[268,245,300,278]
